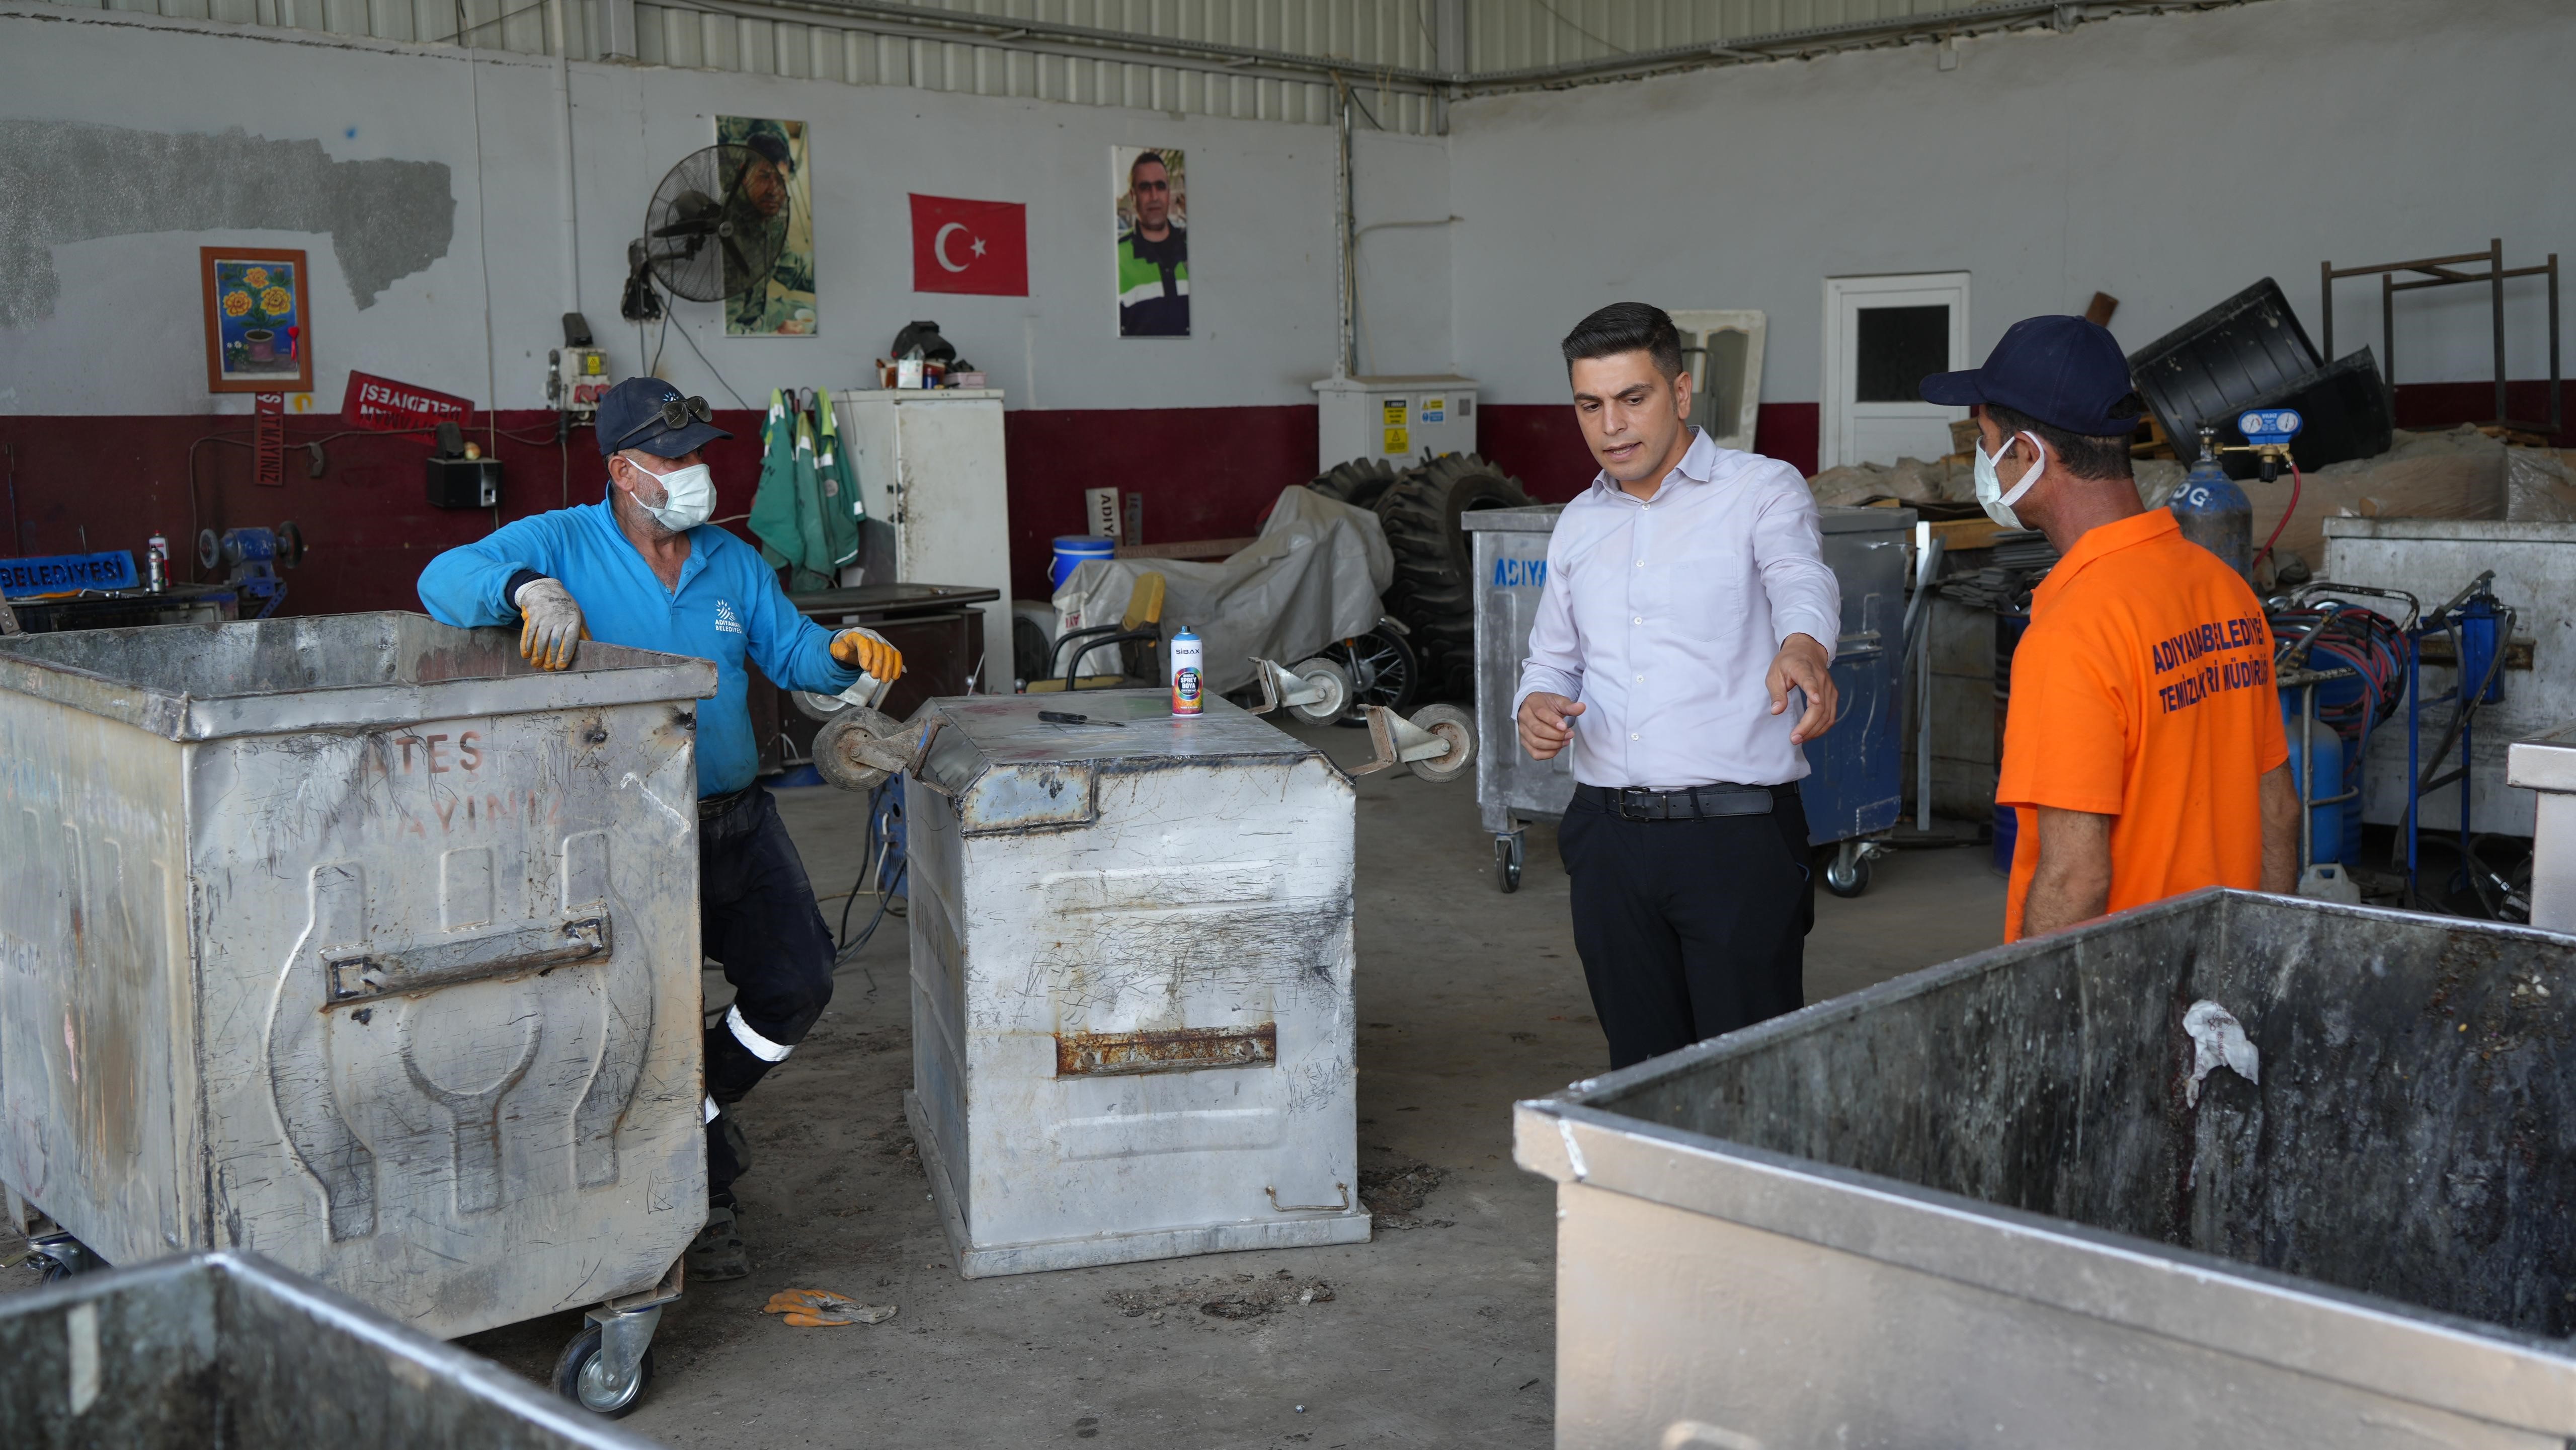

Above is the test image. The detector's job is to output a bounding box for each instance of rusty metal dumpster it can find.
[1517,889,2576,1450]
[1,1251,664,1447]
[904,689,1367,1276]
[0,613,714,1413]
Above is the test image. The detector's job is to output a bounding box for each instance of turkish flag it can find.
[911,194,1028,296]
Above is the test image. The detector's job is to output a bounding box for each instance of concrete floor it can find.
[0,719,2004,1445]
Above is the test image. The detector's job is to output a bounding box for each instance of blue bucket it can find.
[1050,535,1116,591]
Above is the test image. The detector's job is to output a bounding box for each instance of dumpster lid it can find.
[1819,504,1919,533]
[0,612,717,741]
[1460,505,1564,533]
[911,691,1336,835]
[919,690,1312,771]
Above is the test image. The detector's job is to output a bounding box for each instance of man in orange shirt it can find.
[1920,316,2299,941]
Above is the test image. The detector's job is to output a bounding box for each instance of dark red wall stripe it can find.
[0,381,2548,619]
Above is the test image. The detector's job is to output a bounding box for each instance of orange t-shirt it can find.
[1998,508,2288,942]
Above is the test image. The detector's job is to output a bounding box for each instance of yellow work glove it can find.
[830,627,904,682]
[513,577,588,671]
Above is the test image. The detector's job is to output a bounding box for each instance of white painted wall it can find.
[1448,0,2576,408]
[7,0,2570,424]
[0,2,1361,415]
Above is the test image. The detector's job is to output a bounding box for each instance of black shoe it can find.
[688,1203,750,1280]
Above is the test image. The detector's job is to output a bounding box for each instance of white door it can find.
[1821,273,1970,470]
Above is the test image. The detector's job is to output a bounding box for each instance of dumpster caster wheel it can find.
[28,1234,102,1284]
[1495,833,1524,893]
[555,1323,656,1417]
[1822,842,1871,899]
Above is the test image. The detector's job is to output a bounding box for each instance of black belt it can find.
[1574,781,1793,821]
[698,786,755,821]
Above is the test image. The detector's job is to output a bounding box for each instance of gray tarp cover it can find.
[1050,486,1393,693]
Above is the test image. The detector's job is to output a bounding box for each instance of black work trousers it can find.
[699,785,837,1205]
[1557,785,1814,1071]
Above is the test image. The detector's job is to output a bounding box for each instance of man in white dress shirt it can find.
[1515,302,1842,1069]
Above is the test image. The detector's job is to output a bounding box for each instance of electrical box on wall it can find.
[427,456,501,508]
[548,347,610,415]
[1313,374,1478,467]
[426,421,501,508]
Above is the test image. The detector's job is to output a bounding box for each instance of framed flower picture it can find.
[202,247,313,394]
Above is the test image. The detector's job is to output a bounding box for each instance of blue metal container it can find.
[2169,449,2252,581]
[1049,535,1116,591]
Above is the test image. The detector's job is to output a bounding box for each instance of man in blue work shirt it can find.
[418,377,902,1280]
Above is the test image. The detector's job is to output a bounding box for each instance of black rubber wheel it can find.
[38,1257,74,1285]
[553,1323,656,1418]
[1496,837,1523,893]
[1821,847,1871,899]
[1322,627,1420,723]
[1375,454,1534,700]
[1307,456,1402,513]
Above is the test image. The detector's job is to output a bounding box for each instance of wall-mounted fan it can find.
[619,144,790,318]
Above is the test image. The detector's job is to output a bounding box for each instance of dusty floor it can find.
[1,719,2004,1446]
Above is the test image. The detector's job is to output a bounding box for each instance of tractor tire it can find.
[1306,456,1402,513]
[1374,453,1534,700]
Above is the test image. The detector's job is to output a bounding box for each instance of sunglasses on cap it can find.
[611,394,714,451]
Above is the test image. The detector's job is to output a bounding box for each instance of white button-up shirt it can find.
[1512,428,1841,789]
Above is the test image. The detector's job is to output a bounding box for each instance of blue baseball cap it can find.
[1920,316,2140,436]
[596,376,731,459]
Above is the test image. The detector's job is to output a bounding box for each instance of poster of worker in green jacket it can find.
[1114,146,1188,337]
[718,115,817,337]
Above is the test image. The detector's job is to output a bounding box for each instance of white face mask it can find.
[624,454,715,533]
[1973,430,2047,531]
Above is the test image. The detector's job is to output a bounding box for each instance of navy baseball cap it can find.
[597,377,731,459]
[1920,316,2140,436]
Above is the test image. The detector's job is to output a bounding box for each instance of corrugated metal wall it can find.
[52,0,2032,136]
[1466,0,1998,72]
[626,0,1433,133]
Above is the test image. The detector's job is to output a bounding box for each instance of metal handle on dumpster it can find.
[324,913,612,1006]
[1265,1182,1350,1213]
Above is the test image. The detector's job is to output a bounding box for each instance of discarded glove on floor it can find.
[762,1287,898,1327]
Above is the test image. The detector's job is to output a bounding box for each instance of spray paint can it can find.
[145,535,169,593]
[1169,627,1204,716]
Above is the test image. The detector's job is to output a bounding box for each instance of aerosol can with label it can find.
[145,535,170,593]
[1170,627,1204,716]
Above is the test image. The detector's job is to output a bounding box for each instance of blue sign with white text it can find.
[1,550,138,598]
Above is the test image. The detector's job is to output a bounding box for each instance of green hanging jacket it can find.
[749,391,861,593]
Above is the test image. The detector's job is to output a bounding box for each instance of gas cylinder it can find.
[2280,694,2344,864]
[2170,428,2251,581]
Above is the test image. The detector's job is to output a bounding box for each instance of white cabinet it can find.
[834,388,1014,691]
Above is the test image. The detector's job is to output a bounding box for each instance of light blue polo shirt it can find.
[418,500,859,797]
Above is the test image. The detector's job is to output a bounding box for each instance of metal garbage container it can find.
[903,689,1367,1276]
[1,1251,662,1447]
[1517,888,2576,1449]
[0,613,715,1413]
[1465,502,1913,894]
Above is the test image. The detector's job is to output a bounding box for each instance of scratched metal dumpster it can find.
[1,1252,665,1448]
[0,613,714,1412]
[904,689,1367,1276]
[1517,889,2576,1450]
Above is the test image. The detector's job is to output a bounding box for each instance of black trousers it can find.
[699,786,837,1205]
[1558,786,1814,1071]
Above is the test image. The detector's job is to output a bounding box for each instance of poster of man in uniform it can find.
[717,116,817,336]
[1113,146,1188,337]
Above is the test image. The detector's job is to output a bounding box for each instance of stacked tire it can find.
[1306,456,1401,512]
[1368,453,1535,702]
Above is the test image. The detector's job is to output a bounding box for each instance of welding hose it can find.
[2251,460,2303,576]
